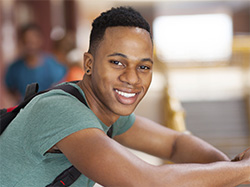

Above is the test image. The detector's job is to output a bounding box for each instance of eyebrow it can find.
[107,52,153,64]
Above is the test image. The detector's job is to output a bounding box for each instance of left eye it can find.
[139,65,150,70]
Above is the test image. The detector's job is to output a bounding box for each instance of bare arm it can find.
[56,126,250,186]
[115,115,230,163]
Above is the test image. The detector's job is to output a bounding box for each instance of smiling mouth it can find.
[115,89,137,98]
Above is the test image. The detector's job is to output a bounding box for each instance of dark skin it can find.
[19,29,44,68]
[53,26,250,186]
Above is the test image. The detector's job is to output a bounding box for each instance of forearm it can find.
[153,160,250,187]
[59,128,250,187]
[170,133,230,163]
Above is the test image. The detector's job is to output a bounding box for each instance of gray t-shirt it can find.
[0,82,135,187]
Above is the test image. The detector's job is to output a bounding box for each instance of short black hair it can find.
[88,6,152,54]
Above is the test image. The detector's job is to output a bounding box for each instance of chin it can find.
[114,105,136,116]
[119,111,133,116]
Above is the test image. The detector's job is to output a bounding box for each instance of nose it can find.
[119,68,140,85]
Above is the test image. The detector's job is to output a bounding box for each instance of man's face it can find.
[21,29,43,55]
[88,26,153,116]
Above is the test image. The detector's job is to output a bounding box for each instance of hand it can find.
[232,147,250,184]
[231,147,250,162]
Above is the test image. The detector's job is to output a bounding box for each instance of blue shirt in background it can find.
[5,54,67,98]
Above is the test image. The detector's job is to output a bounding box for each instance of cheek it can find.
[142,73,152,88]
[92,70,116,92]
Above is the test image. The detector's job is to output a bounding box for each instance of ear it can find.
[83,52,94,75]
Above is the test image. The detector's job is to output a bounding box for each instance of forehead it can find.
[95,26,153,57]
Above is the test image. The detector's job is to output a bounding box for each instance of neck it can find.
[77,77,120,127]
[25,54,41,68]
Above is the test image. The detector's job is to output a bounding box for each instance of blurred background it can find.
[0,0,249,163]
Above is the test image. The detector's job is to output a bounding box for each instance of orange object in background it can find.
[64,48,85,82]
[65,65,84,82]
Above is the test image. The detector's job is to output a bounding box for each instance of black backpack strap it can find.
[107,125,113,138]
[0,109,7,115]
[0,83,41,134]
[46,166,81,187]
[46,127,114,187]
[23,83,39,100]
[53,84,87,107]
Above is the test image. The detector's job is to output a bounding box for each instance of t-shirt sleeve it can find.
[22,90,103,159]
[112,113,136,137]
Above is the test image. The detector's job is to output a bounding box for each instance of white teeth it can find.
[115,90,136,98]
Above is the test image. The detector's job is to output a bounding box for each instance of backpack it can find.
[0,82,113,187]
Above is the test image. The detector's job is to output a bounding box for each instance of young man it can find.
[1,7,249,187]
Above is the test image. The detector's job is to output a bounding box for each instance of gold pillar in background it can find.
[232,35,250,128]
[164,86,187,132]
[153,51,189,133]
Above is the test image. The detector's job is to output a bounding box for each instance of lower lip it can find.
[114,90,139,105]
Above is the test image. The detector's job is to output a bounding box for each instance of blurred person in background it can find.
[4,23,67,102]
[52,32,84,82]
[52,31,76,67]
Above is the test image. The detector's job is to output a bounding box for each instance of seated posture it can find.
[1,7,249,187]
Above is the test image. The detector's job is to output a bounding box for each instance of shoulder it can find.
[20,87,104,155]
[7,58,25,71]
[42,53,57,61]
[30,87,90,116]
[43,53,64,66]
[27,83,98,126]
[42,54,67,74]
